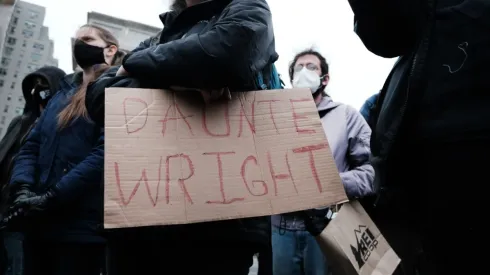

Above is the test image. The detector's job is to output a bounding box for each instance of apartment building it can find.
[0,0,58,138]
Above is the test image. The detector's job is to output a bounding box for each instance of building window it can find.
[0,79,3,87]
[17,60,22,68]
[22,40,27,47]
[33,43,45,51]
[15,107,23,115]
[22,29,33,38]
[1,58,10,67]
[4,47,13,56]
[9,26,16,34]
[4,105,9,113]
[31,53,42,62]
[0,116,5,125]
[11,16,18,25]
[6,37,16,46]
[28,10,39,19]
[7,94,12,101]
[13,71,18,78]
[18,96,23,102]
[10,82,15,89]
[24,21,36,30]
[0,68,7,76]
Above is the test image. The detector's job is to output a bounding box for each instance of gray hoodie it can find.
[271,96,374,230]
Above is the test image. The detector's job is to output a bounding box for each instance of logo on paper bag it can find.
[350,225,378,269]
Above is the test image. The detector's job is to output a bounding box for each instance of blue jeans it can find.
[272,226,328,275]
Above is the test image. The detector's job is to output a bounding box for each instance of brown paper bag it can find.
[316,201,400,275]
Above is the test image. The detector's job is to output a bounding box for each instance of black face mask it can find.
[73,39,107,69]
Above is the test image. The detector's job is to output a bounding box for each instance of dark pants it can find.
[106,238,255,275]
[257,242,272,275]
[3,233,24,275]
[373,139,487,275]
[23,241,105,275]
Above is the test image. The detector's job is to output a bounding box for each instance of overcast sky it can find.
[27,0,396,109]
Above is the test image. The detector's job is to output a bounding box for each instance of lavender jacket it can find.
[272,96,374,230]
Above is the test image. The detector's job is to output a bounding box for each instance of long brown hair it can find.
[57,24,124,129]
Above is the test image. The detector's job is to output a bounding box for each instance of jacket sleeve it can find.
[122,0,274,88]
[52,128,104,203]
[5,116,21,134]
[359,93,379,124]
[348,0,423,58]
[9,115,45,187]
[339,106,375,199]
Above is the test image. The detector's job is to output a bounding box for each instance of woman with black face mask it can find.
[4,24,123,275]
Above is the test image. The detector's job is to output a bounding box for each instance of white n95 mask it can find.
[292,68,321,94]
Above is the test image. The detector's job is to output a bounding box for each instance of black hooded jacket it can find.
[348,0,490,202]
[0,66,66,205]
[85,0,278,127]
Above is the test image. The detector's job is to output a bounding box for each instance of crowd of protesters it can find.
[1,0,488,275]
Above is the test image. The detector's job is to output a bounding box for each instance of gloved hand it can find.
[300,208,335,237]
[4,189,57,225]
[13,188,57,213]
[12,184,37,205]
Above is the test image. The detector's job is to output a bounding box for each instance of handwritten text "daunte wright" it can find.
[109,92,331,208]
[121,97,317,137]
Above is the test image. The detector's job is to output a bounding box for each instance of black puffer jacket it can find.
[349,0,490,202]
[122,0,277,90]
[89,0,277,247]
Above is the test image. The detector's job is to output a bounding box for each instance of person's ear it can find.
[322,74,330,86]
[105,45,117,58]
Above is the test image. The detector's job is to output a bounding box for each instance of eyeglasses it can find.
[294,63,320,72]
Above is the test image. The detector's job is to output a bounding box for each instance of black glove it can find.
[13,188,57,213]
[4,189,57,225]
[12,184,37,205]
[300,208,335,237]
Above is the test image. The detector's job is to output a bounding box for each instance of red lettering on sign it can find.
[241,155,268,196]
[258,100,279,133]
[267,151,297,196]
[238,100,256,137]
[159,103,194,137]
[204,152,245,204]
[123,97,148,134]
[202,103,231,137]
[290,98,316,134]
[165,154,195,204]
[114,157,163,207]
[293,143,328,192]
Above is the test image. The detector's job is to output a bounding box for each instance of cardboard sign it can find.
[104,88,347,228]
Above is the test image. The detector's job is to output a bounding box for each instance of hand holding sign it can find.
[170,86,232,104]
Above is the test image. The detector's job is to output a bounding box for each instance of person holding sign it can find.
[92,0,279,275]
[271,49,374,275]
[4,25,124,275]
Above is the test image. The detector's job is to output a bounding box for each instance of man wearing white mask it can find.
[271,49,374,275]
